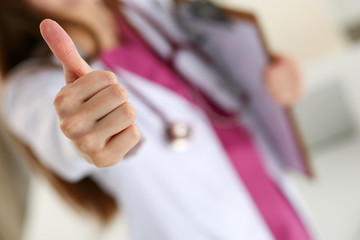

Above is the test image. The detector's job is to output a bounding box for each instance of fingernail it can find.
[41,19,52,33]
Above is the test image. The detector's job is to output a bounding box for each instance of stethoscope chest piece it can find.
[166,122,192,152]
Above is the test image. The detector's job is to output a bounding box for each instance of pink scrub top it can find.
[100,16,311,240]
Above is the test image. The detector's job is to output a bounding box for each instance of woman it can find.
[0,0,311,239]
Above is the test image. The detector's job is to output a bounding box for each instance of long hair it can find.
[0,0,121,224]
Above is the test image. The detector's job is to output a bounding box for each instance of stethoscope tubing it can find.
[108,2,244,130]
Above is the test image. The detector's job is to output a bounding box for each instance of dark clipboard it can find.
[175,0,313,177]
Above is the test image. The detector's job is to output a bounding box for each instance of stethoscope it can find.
[106,1,245,152]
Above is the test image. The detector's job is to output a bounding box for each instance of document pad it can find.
[176,1,312,176]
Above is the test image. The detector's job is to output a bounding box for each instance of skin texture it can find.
[27,0,99,13]
[264,56,303,107]
[34,0,303,168]
[40,19,141,167]
[27,0,119,55]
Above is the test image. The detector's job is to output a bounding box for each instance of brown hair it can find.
[0,0,120,224]
[0,0,191,225]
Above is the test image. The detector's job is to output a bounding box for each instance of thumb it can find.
[40,19,93,84]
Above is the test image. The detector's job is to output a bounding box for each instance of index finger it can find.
[40,19,93,83]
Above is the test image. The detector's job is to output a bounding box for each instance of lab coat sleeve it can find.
[1,62,97,182]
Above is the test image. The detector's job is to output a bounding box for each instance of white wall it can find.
[325,0,360,25]
[215,0,344,62]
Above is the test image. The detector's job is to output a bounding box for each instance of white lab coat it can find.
[1,0,314,239]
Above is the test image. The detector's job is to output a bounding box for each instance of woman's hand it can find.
[40,19,141,168]
[264,56,303,107]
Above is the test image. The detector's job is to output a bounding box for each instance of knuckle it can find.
[110,84,128,102]
[93,160,106,168]
[102,70,118,85]
[93,159,111,168]
[60,45,74,58]
[75,134,102,155]
[54,91,76,115]
[92,152,120,168]
[60,118,73,138]
[129,125,141,143]
[53,93,65,109]
[54,92,69,109]
[123,103,137,121]
[60,114,84,138]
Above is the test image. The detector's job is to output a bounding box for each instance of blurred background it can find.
[1,0,360,239]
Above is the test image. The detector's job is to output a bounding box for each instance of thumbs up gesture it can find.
[40,19,141,167]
